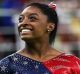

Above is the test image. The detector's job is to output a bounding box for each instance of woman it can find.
[0,2,80,74]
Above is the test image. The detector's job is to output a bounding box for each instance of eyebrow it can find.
[20,13,39,17]
[29,13,39,16]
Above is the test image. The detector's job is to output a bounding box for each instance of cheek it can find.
[34,22,47,35]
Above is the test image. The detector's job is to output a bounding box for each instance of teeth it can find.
[21,29,31,33]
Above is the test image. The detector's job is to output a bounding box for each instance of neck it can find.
[24,37,51,58]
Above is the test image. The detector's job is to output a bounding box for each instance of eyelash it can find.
[29,16,37,22]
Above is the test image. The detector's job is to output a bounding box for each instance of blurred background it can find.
[0,0,80,60]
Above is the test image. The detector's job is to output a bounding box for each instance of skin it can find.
[17,6,62,62]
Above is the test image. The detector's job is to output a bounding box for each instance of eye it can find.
[29,15,38,22]
[18,15,24,23]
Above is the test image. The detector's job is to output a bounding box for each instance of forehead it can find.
[21,6,44,15]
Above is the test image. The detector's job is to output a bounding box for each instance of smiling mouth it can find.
[22,29,31,33]
[20,29,32,35]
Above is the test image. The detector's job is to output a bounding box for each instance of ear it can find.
[47,23,55,32]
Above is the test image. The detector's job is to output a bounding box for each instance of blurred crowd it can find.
[0,0,80,60]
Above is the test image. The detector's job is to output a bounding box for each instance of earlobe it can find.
[47,23,55,32]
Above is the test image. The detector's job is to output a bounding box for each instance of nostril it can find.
[18,24,27,30]
[23,24,28,27]
[18,24,27,28]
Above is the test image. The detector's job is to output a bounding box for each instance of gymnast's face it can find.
[18,6,52,41]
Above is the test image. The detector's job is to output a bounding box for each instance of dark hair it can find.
[26,2,58,44]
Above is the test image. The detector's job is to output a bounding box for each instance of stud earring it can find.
[48,30,50,32]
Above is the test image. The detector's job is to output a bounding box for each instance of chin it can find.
[21,36,34,42]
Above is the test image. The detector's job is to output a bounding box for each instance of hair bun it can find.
[48,2,56,10]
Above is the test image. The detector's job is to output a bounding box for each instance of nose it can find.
[18,23,29,32]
